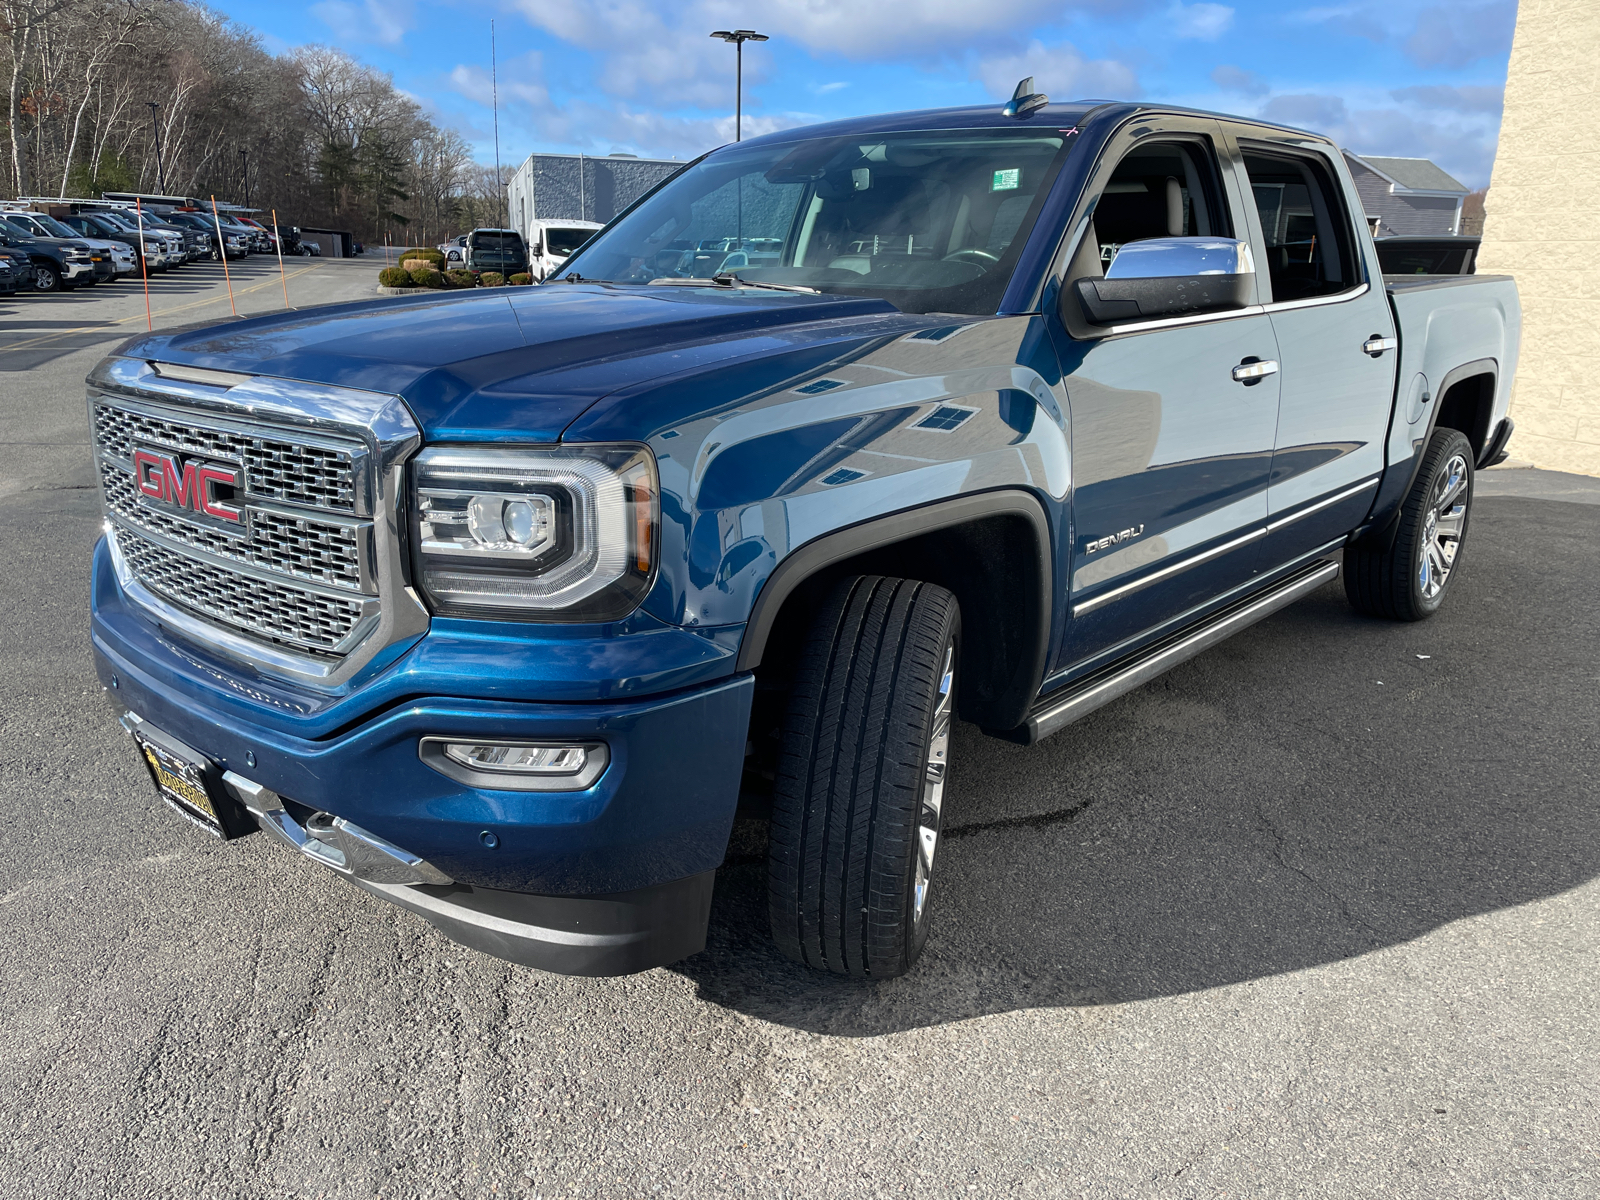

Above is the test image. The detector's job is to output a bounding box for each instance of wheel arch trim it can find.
[734,488,1056,687]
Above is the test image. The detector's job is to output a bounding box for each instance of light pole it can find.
[146,101,168,194]
[709,29,767,142]
[239,149,249,208]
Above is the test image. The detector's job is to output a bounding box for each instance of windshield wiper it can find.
[647,273,819,295]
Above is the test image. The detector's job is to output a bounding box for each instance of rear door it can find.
[1224,129,1399,559]
[1047,116,1283,675]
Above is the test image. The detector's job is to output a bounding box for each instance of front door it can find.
[1046,120,1283,675]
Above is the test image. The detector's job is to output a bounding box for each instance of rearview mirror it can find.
[1074,236,1254,325]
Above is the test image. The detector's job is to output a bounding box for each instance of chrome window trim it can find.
[1265,477,1379,532]
[1101,302,1267,337]
[90,357,430,688]
[1260,281,1370,315]
[1073,526,1266,617]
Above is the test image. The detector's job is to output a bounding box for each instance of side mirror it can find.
[1073,237,1254,325]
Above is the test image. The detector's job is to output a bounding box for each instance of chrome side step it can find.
[1019,557,1340,745]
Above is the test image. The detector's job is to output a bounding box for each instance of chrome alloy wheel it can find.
[913,642,955,929]
[1419,452,1469,600]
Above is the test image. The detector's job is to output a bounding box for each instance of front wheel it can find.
[768,575,959,978]
[31,263,61,292]
[1346,427,1475,620]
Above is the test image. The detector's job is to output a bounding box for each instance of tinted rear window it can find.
[471,232,523,248]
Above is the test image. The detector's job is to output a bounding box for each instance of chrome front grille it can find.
[92,392,378,660]
[98,462,365,591]
[113,529,365,653]
[93,402,357,512]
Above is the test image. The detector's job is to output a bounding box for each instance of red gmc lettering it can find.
[197,465,242,522]
[131,449,242,524]
[163,458,199,510]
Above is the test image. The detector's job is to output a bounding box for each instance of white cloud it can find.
[813,82,851,94]
[1257,89,1501,187]
[1404,1,1516,69]
[1390,84,1503,115]
[975,40,1139,103]
[1211,64,1269,96]
[1168,2,1234,40]
[309,0,414,48]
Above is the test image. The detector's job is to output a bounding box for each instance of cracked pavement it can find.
[1,267,1597,1197]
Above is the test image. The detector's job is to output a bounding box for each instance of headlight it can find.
[411,444,657,621]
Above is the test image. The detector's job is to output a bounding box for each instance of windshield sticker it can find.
[992,168,1021,192]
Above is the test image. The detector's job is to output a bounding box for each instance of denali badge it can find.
[1085,524,1144,554]
[133,447,243,524]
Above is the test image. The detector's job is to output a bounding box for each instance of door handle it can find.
[1232,358,1279,385]
[1363,335,1397,357]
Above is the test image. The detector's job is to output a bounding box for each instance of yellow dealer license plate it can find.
[134,729,224,836]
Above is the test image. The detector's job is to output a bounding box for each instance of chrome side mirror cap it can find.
[1104,236,1254,280]
[1076,236,1255,325]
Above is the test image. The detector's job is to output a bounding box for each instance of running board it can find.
[1008,558,1340,746]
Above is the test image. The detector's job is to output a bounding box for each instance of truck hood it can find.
[112,284,897,442]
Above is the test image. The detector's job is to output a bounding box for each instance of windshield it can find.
[557,128,1072,314]
[32,214,79,238]
[545,227,595,256]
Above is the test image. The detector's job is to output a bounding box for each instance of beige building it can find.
[1476,0,1600,476]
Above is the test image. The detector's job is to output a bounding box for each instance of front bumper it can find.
[64,260,94,280]
[90,536,753,973]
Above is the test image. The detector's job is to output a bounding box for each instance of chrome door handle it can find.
[1363,335,1397,357]
[1232,358,1279,384]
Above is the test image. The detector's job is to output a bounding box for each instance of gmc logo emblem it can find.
[133,447,243,524]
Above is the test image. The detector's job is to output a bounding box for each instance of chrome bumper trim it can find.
[221,771,453,886]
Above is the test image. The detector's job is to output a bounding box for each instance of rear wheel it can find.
[767,575,959,978]
[1346,427,1475,620]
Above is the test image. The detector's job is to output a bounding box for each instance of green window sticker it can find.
[992,168,1020,192]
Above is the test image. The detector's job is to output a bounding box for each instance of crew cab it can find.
[0,215,96,290]
[87,94,1519,979]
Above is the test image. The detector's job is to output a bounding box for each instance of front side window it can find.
[557,129,1075,315]
[1240,147,1359,302]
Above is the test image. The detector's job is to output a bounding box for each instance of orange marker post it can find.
[135,200,152,331]
[272,208,289,308]
[210,196,237,316]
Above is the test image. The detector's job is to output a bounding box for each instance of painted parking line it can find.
[0,264,325,356]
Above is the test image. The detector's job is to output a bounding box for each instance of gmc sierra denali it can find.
[88,89,1520,978]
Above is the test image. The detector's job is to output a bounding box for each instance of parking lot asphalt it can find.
[1,276,1596,1199]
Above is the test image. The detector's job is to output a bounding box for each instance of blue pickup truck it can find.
[89,90,1520,978]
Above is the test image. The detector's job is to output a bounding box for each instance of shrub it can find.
[409,265,444,288]
[446,269,475,288]
[400,247,446,270]
[479,271,505,287]
[508,273,533,286]
[378,267,410,288]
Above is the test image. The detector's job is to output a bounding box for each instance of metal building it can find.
[505,153,683,244]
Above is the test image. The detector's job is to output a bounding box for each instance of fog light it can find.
[444,742,587,774]
[419,737,610,792]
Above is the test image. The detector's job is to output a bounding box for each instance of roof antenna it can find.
[1004,77,1049,118]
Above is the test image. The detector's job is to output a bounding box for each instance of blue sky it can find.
[214,0,1516,188]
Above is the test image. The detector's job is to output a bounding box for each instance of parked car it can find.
[464,227,528,276]
[163,211,245,259]
[231,216,271,253]
[95,210,186,269]
[56,211,164,274]
[1,210,118,284]
[0,215,96,290]
[438,234,467,265]
[1375,234,1479,276]
[525,219,601,281]
[0,245,25,294]
[6,211,135,280]
[85,95,1520,979]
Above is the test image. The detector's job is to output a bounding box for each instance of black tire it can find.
[1345,427,1475,621]
[768,575,960,978]
[31,262,61,292]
